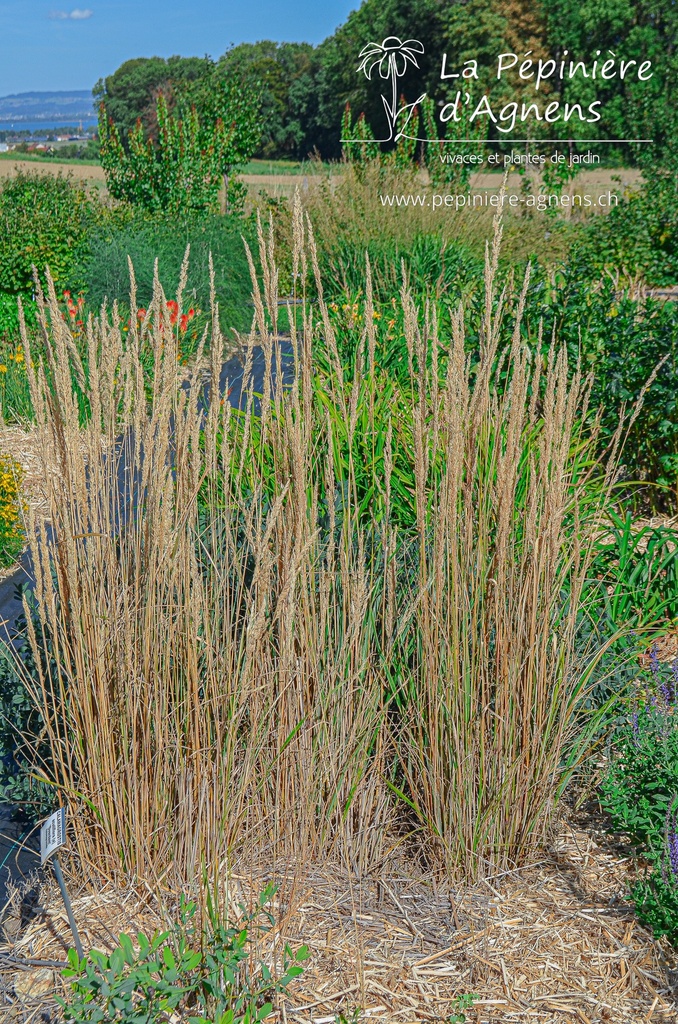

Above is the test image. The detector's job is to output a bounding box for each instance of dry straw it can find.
[13,195,620,895]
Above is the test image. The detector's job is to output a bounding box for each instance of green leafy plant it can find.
[334,1009,362,1024]
[0,589,59,816]
[448,992,478,1023]
[631,802,678,945]
[588,511,678,630]
[58,933,192,1024]
[57,890,309,1024]
[576,173,678,288]
[600,656,678,857]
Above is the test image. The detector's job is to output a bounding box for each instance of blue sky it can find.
[0,1,359,96]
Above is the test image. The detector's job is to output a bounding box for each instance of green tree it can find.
[542,0,678,164]
[98,66,260,215]
[315,0,446,158]
[218,42,320,159]
[93,55,209,142]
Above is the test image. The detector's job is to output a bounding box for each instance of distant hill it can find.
[0,91,95,121]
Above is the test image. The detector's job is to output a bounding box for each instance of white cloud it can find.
[49,9,93,20]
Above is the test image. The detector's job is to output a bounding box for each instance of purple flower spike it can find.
[666,806,678,881]
[650,643,660,676]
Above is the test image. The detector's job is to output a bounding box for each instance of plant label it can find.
[40,807,66,865]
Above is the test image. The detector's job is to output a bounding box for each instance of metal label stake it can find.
[40,808,84,960]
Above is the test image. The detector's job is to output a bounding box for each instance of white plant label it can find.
[40,807,66,865]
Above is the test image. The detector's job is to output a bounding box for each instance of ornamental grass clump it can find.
[14,196,621,891]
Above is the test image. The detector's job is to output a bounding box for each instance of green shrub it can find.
[313,244,678,504]
[0,292,36,341]
[529,268,678,506]
[576,173,678,287]
[599,653,678,944]
[318,233,484,309]
[0,172,96,296]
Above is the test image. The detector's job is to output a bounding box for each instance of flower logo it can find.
[357,36,425,141]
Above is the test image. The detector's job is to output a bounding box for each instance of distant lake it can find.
[0,118,97,133]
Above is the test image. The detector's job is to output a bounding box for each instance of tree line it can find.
[94,0,678,165]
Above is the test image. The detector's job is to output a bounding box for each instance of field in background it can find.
[0,155,643,199]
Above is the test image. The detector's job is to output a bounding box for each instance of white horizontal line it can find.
[437,139,653,143]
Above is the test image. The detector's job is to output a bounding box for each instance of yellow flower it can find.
[0,365,7,374]
[14,350,23,363]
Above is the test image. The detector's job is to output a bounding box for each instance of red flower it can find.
[166,300,178,313]
[179,315,188,331]
[137,309,147,319]
[63,290,71,299]
[187,308,195,318]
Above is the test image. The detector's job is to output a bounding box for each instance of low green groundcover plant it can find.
[57,888,308,1024]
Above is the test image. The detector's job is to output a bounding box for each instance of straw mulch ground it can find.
[1,803,677,1024]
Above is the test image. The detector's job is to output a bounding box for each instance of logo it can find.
[345,36,655,146]
[353,36,426,143]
